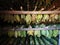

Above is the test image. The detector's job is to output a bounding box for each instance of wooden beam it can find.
[0,11,60,14]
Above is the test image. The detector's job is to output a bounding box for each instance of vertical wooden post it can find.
[58,30,60,45]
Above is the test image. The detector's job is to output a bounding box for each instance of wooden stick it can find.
[0,11,60,14]
[54,7,60,11]
[48,5,55,11]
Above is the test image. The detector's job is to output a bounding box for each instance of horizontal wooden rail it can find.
[0,11,60,14]
[2,24,60,30]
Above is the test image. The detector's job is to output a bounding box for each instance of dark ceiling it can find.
[0,0,60,11]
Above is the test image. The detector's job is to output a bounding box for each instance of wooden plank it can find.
[0,11,60,14]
